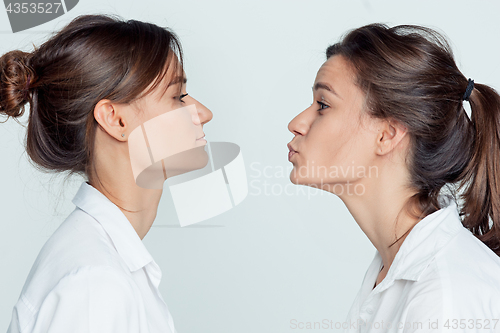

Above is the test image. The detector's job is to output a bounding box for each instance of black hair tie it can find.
[463,78,474,101]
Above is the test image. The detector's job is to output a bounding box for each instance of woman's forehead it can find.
[316,56,353,82]
[315,56,358,98]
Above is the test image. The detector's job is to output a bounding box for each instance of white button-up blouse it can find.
[343,195,500,333]
[7,181,177,333]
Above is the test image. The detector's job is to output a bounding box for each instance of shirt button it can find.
[366,308,373,314]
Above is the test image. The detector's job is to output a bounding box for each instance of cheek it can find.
[298,115,372,184]
[306,115,353,164]
[140,106,198,157]
[334,125,377,182]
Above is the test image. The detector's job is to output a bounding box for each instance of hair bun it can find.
[0,50,35,120]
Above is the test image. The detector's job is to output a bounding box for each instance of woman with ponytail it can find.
[287,24,500,332]
[1,14,212,333]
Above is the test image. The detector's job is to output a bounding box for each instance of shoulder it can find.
[14,265,145,333]
[44,265,140,304]
[28,265,140,306]
[416,227,500,293]
[28,207,126,279]
[17,208,130,315]
[44,207,114,254]
[439,228,500,290]
[439,229,500,315]
[404,228,500,324]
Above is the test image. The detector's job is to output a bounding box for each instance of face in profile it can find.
[127,60,214,189]
[287,55,380,196]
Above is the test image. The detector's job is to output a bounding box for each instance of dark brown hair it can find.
[0,14,183,196]
[326,23,500,256]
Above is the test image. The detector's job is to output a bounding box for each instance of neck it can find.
[91,129,163,240]
[332,160,420,274]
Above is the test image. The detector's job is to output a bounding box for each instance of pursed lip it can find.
[287,143,298,153]
[196,134,206,140]
[287,142,298,161]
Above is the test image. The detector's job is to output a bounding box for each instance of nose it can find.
[189,97,213,126]
[288,106,312,136]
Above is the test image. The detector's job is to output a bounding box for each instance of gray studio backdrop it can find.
[1,1,500,332]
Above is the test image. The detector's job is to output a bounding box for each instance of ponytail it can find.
[458,84,500,255]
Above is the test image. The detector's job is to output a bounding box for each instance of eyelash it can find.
[317,100,329,111]
[178,93,188,103]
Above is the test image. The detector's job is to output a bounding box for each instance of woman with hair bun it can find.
[2,14,212,333]
[287,23,500,332]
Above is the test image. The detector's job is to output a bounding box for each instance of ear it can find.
[94,99,127,141]
[375,118,408,156]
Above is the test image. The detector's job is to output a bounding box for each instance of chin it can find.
[289,173,312,186]
[289,167,301,184]
[290,171,334,189]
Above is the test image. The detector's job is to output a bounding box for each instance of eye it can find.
[317,100,329,111]
[178,93,188,103]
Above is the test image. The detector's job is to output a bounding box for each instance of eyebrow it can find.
[154,75,187,101]
[313,82,342,100]
[167,76,187,88]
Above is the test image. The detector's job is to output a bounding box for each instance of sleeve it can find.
[31,265,147,333]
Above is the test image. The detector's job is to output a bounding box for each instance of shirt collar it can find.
[375,195,463,288]
[71,181,154,272]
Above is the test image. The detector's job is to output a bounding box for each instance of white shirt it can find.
[7,181,177,333]
[344,195,500,333]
